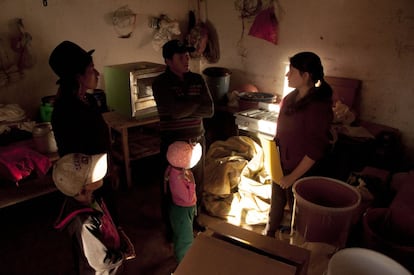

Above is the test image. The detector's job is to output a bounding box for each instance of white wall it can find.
[0,0,413,164]
[0,0,190,117]
[210,0,414,100]
[205,0,414,164]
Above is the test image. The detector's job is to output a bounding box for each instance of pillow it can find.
[0,145,51,185]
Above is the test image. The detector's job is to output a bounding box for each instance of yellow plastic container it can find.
[259,136,283,184]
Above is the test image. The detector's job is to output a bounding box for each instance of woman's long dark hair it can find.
[56,77,81,99]
[55,57,91,100]
[284,51,332,114]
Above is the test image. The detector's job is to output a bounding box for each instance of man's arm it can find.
[192,75,214,118]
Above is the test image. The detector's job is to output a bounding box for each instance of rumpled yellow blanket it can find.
[203,136,272,224]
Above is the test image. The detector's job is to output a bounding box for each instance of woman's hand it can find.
[279,155,316,189]
[279,174,296,189]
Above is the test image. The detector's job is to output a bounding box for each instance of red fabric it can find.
[248,5,279,45]
[0,145,51,183]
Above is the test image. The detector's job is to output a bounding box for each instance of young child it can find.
[164,141,202,263]
[52,153,135,275]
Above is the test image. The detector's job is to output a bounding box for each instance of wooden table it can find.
[0,175,57,209]
[102,112,160,188]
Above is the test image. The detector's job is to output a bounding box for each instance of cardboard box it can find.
[174,222,310,275]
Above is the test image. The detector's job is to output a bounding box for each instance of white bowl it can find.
[327,247,411,275]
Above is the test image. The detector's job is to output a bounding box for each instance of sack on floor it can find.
[202,193,234,219]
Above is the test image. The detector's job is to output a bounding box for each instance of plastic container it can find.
[40,95,56,122]
[92,89,109,113]
[40,103,53,122]
[292,176,361,248]
[32,122,58,154]
[327,247,411,275]
[202,67,231,103]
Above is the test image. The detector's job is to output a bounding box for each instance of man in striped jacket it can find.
[152,39,214,240]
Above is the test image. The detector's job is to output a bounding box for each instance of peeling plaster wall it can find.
[0,0,190,118]
[0,0,413,164]
[204,0,414,165]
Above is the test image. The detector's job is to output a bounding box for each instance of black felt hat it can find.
[49,41,94,80]
[162,39,195,59]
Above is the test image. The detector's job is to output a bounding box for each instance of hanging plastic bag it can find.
[11,18,36,70]
[248,5,279,45]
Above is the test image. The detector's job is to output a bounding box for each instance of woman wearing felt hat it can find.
[49,40,111,157]
[49,41,119,225]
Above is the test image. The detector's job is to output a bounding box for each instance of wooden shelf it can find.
[102,111,161,188]
[111,122,160,160]
[0,139,58,209]
[0,175,56,209]
[112,133,160,161]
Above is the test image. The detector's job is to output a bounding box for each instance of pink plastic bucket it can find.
[292,176,361,248]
